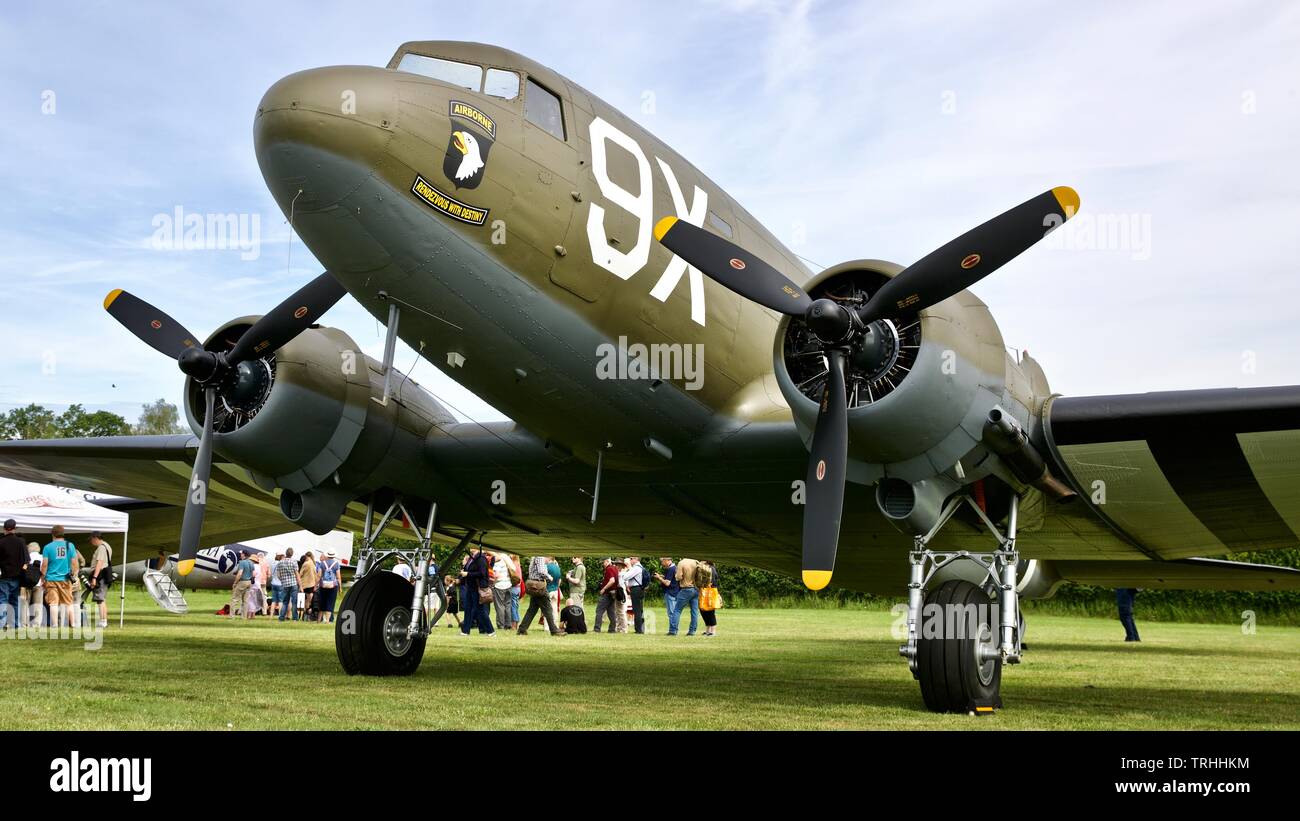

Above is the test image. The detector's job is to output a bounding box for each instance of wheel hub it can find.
[382,606,413,657]
[975,621,998,686]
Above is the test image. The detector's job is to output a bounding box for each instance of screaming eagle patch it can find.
[443,100,495,190]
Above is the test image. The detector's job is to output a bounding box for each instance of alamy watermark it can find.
[891,601,1001,642]
[596,335,704,391]
[1,604,103,650]
[1043,210,1152,261]
[150,206,261,261]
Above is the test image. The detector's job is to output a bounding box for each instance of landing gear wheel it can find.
[336,570,426,676]
[916,579,1002,713]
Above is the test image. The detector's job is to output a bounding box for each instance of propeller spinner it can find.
[655,187,1079,589]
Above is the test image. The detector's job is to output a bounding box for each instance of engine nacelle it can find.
[184,316,453,533]
[773,260,1038,492]
[187,317,370,493]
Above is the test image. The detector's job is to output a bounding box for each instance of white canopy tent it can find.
[0,477,130,626]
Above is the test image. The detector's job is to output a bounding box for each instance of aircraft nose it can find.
[254,66,399,214]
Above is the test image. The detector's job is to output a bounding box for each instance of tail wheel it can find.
[335,570,426,676]
[916,579,1003,713]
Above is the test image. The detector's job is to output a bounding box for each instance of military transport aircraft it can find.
[3,41,1298,712]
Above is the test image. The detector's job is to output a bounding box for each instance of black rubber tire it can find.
[335,571,426,676]
[916,579,1002,713]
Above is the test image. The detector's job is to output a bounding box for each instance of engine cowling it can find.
[773,260,1038,496]
[183,316,452,533]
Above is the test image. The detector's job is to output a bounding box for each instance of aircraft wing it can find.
[1044,386,1300,561]
[3,414,1297,596]
[0,435,302,556]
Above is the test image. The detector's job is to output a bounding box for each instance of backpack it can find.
[525,578,548,596]
[319,559,340,588]
[21,560,42,589]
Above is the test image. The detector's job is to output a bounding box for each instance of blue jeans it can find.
[460,586,495,634]
[664,590,679,626]
[669,587,699,635]
[1116,588,1140,641]
[278,585,299,621]
[509,588,520,624]
[0,578,20,629]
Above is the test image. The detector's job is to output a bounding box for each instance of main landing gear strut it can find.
[336,495,474,676]
[899,492,1024,714]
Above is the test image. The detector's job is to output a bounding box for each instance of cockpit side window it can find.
[708,211,734,238]
[484,68,520,100]
[525,78,565,141]
[396,54,483,92]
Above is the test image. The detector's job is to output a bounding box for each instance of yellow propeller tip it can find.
[802,570,832,591]
[1051,186,1080,217]
[653,215,678,241]
[103,289,123,310]
[177,559,195,576]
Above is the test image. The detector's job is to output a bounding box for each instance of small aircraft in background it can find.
[111,531,354,613]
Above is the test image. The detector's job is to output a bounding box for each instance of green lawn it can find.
[3,588,1297,730]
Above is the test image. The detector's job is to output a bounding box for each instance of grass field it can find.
[3,588,1298,730]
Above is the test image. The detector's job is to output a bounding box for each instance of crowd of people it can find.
[224,546,343,623]
[1,518,1150,643]
[0,519,116,629]
[1,516,723,637]
[419,546,723,637]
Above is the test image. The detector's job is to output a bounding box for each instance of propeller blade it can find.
[177,387,216,576]
[225,272,347,366]
[859,186,1079,324]
[654,217,812,316]
[801,349,849,590]
[103,289,201,360]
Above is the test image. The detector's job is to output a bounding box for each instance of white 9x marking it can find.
[585,116,709,326]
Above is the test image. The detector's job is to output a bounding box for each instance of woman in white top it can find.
[490,553,515,630]
[25,543,43,627]
[615,559,633,633]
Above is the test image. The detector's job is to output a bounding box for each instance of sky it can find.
[1,0,1298,427]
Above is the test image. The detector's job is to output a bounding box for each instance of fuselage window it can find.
[485,68,520,100]
[525,78,565,140]
[397,54,483,92]
[708,210,734,238]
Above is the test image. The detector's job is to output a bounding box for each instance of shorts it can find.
[91,576,109,603]
[44,580,74,606]
[317,585,338,615]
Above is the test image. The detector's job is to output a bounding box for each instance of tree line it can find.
[0,399,188,440]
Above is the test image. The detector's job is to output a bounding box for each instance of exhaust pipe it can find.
[982,408,1075,500]
[279,486,353,535]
